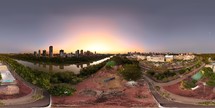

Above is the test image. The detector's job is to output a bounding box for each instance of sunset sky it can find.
[0,0,215,53]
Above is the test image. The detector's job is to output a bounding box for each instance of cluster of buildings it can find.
[129,53,195,62]
[33,46,96,58]
[0,62,19,95]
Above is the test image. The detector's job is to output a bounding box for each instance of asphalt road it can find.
[141,63,215,108]
[145,77,213,108]
[1,91,50,108]
[2,63,51,108]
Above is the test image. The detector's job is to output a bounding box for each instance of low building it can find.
[183,55,195,60]
[174,55,184,60]
[136,55,146,60]
[173,54,195,60]
[165,55,174,62]
[146,55,165,62]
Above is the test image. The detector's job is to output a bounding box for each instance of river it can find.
[16,56,112,74]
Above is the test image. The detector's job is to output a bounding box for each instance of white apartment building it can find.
[146,55,165,62]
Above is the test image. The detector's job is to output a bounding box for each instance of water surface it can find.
[16,56,112,74]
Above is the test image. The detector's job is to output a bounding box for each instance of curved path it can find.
[141,62,215,107]
[143,63,205,86]
[0,64,51,108]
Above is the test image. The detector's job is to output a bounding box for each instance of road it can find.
[1,91,50,108]
[140,62,205,86]
[141,62,215,108]
[1,63,51,108]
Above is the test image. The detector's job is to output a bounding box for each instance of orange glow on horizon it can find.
[44,17,144,54]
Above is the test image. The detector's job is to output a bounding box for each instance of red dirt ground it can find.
[163,82,215,100]
[0,79,32,99]
[52,66,157,107]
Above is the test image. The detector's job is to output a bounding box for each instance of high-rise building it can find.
[42,50,46,57]
[60,49,64,57]
[49,46,53,58]
[80,50,83,55]
[38,50,41,57]
[76,50,79,57]
[86,50,90,56]
[34,51,37,56]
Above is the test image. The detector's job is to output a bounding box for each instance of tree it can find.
[120,64,142,81]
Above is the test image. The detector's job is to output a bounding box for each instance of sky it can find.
[0,0,215,53]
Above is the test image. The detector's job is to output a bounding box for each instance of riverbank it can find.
[7,54,112,65]
[15,56,112,74]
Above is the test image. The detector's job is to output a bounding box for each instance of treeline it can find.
[196,54,215,64]
[79,61,107,78]
[0,55,109,96]
[7,54,112,64]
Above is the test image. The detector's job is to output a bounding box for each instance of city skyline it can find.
[0,0,215,53]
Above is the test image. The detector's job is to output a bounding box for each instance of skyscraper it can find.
[80,50,83,55]
[38,50,41,57]
[34,51,37,56]
[75,50,79,57]
[60,49,64,57]
[49,46,53,58]
[42,50,46,57]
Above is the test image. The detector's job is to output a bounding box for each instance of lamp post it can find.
[203,82,206,95]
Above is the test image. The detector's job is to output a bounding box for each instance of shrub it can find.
[49,84,76,96]
[181,79,197,89]
[120,64,142,81]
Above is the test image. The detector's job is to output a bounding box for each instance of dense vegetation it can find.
[196,54,215,64]
[202,67,215,86]
[79,61,107,77]
[49,84,76,96]
[7,54,112,64]
[146,59,202,82]
[0,55,109,96]
[120,64,142,81]
[109,56,142,81]
[181,79,197,89]
[180,67,215,89]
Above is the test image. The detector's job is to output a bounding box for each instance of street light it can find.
[203,82,206,95]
